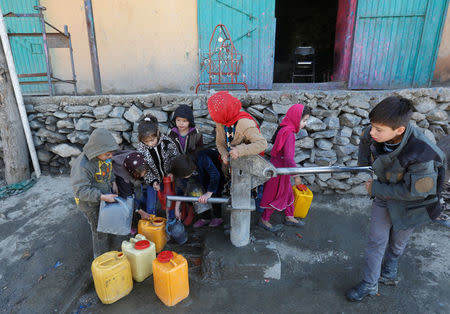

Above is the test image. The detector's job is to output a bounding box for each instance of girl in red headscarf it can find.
[207,91,267,164]
[259,104,311,232]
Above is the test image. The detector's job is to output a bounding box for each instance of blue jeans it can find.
[255,185,264,213]
[137,184,175,219]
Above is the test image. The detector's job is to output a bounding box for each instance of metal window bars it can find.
[3,5,77,96]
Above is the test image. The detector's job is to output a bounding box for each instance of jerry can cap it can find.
[152,218,164,226]
[135,240,150,250]
[157,251,174,263]
[296,184,308,191]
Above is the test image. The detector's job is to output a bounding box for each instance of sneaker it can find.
[209,218,223,227]
[346,281,378,302]
[193,219,210,228]
[433,213,450,228]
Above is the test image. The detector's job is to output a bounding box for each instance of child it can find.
[168,104,203,224]
[346,96,446,302]
[136,114,179,218]
[258,104,311,232]
[112,150,150,221]
[170,149,225,227]
[70,128,119,258]
[207,91,267,164]
[168,104,203,155]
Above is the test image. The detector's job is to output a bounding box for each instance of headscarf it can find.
[207,91,256,127]
[271,104,305,156]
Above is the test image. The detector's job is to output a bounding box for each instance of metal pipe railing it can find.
[263,166,373,177]
[166,195,230,204]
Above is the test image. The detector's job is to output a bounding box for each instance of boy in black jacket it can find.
[346,96,446,302]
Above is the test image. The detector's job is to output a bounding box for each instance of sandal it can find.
[258,219,282,232]
[284,218,305,227]
[193,219,210,228]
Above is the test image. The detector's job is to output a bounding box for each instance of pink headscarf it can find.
[271,104,305,156]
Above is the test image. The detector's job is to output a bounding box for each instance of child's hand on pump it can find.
[199,192,213,203]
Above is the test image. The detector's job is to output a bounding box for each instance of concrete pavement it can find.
[0,175,449,313]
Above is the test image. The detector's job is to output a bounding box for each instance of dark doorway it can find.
[273,0,339,83]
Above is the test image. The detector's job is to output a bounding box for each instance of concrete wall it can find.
[19,88,450,194]
[434,5,450,83]
[41,0,199,95]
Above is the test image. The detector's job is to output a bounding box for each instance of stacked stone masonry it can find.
[7,88,449,194]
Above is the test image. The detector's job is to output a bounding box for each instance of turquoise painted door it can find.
[0,0,48,94]
[349,0,449,89]
[198,0,276,90]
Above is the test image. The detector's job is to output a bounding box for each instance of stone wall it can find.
[5,87,449,194]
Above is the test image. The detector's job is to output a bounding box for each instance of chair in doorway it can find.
[291,46,315,83]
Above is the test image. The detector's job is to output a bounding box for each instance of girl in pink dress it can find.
[259,104,311,232]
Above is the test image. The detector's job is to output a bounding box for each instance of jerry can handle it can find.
[99,252,123,266]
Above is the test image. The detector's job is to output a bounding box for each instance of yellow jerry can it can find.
[121,234,156,282]
[292,184,313,218]
[152,251,189,307]
[91,251,133,304]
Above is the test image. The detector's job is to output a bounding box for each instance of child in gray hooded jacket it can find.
[71,128,119,258]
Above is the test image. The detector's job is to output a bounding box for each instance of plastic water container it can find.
[138,217,167,253]
[121,234,156,282]
[292,184,313,218]
[97,196,133,235]
[166,219,188,245]
[91,251,133,304]
[152,251,189,306]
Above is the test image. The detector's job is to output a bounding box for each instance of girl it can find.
[112,150,150,218]
[168,104,203,155]
[136,114,179,218]
[259,104,311,232]
[207,91,267,164]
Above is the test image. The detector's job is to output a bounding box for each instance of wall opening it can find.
[273,0,339,83]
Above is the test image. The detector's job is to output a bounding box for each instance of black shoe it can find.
[346,281,378,302]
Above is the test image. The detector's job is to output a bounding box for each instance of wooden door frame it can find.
[332,0,357,82]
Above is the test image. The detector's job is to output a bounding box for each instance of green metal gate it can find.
[198,0,276,90]
[0,0,48,94]
[349,0,449,89]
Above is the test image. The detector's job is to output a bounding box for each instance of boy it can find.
[346,96,446,302]
[170,149,225,228]
[71,128,119,258]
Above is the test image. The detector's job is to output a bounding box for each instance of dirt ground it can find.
[0,175,449,313]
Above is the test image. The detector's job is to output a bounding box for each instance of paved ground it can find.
[0,175,449,314]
